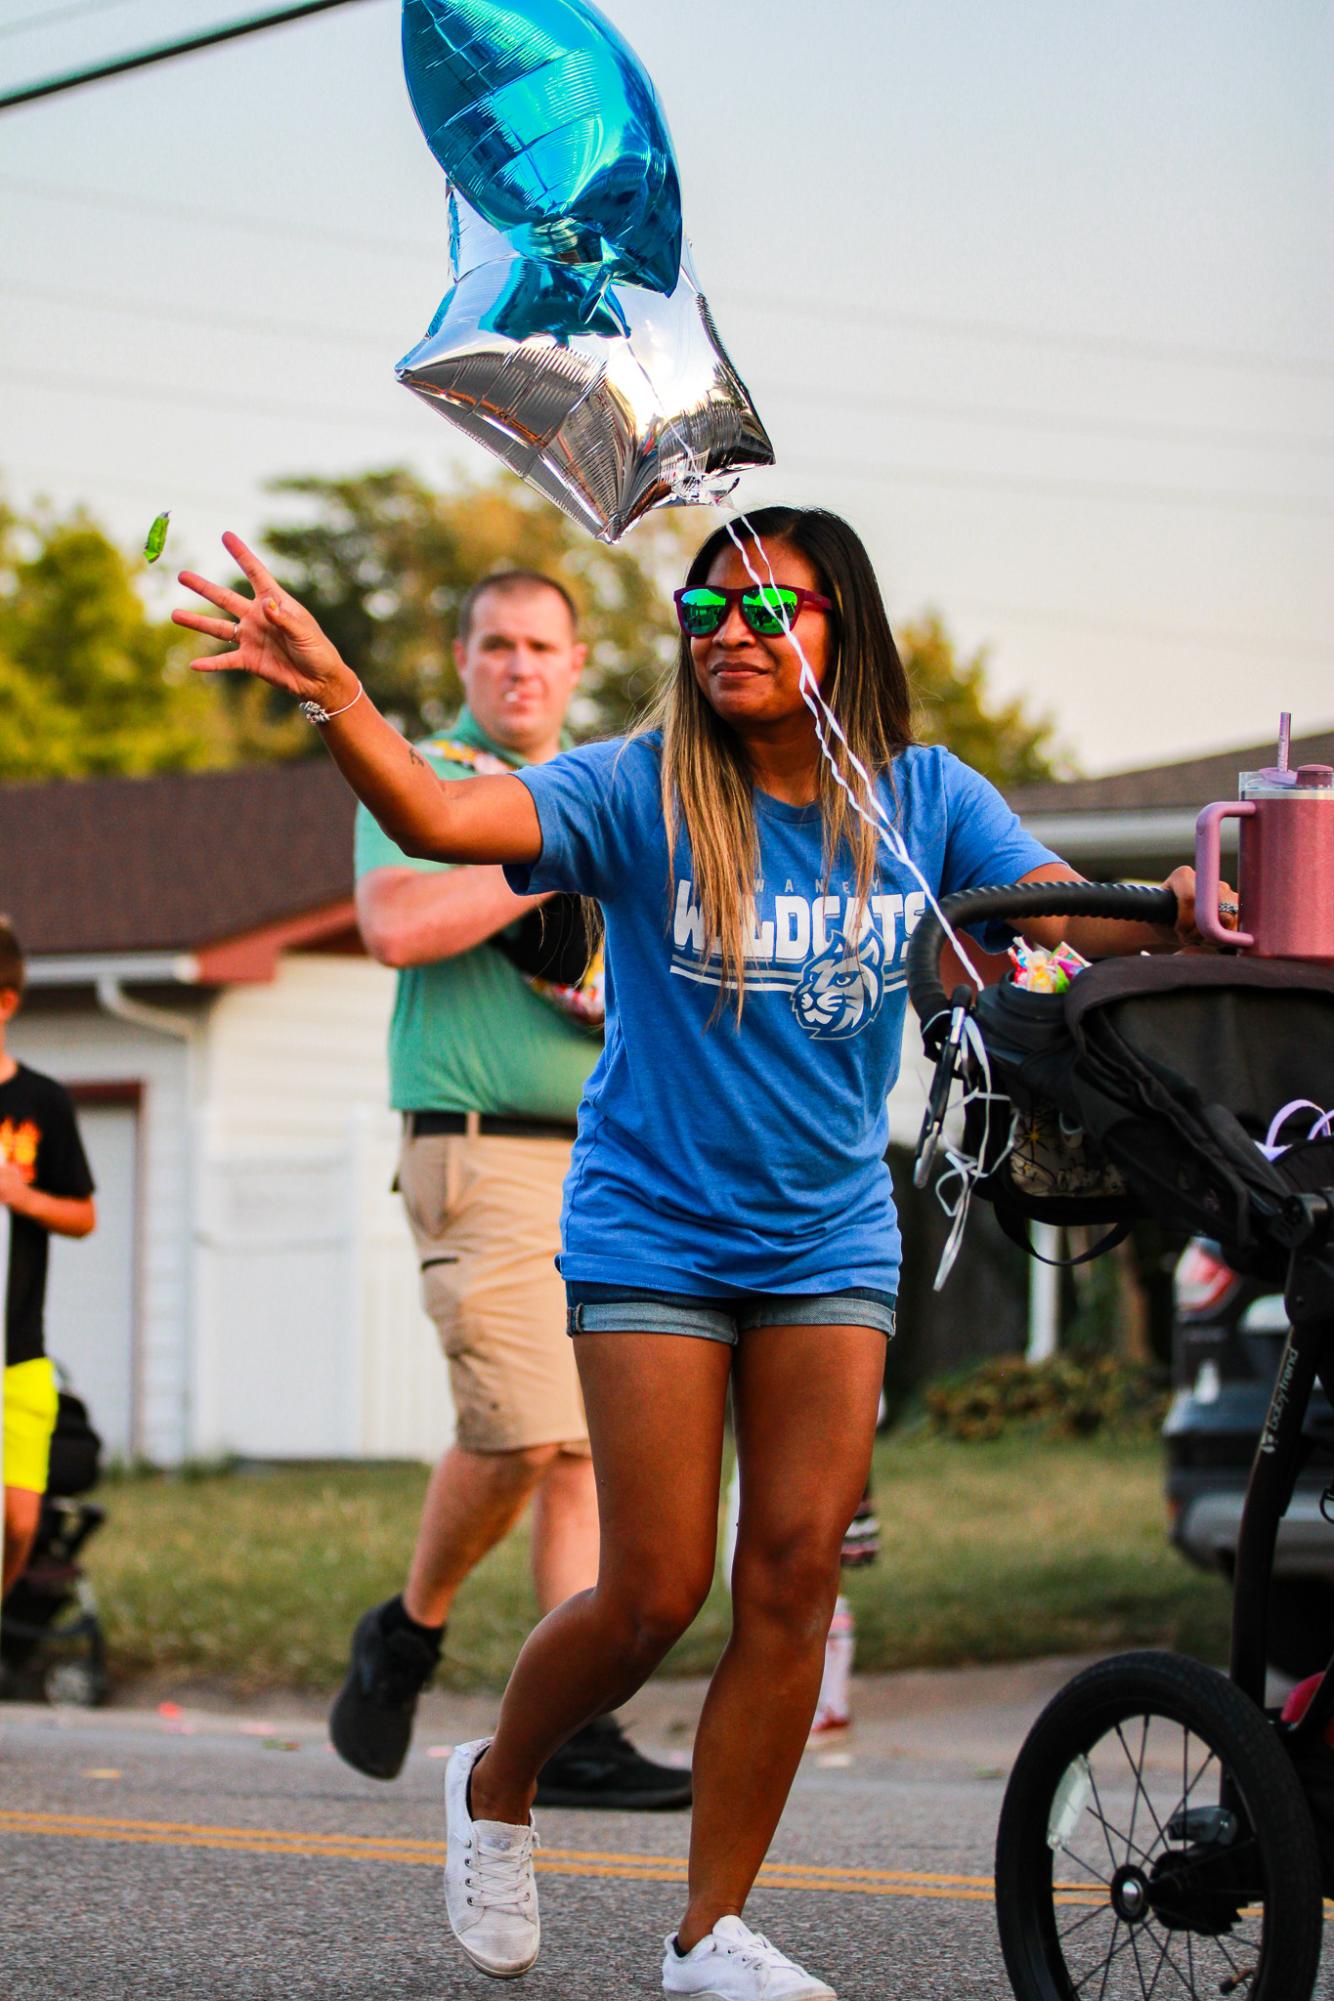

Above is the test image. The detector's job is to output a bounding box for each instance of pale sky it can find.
[1,0,1331,773]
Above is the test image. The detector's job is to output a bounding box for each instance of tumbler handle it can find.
[1194,800,1254,949]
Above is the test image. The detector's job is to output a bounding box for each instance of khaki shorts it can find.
[397,1129,589,1457]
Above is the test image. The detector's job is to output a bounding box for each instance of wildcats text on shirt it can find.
[671,878,927,968]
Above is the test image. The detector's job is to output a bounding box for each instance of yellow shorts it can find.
[3,1357,59,1496]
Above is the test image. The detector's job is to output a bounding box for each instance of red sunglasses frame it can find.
[673,585,834,638]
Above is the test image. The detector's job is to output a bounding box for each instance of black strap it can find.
[995,1204,1132,1267]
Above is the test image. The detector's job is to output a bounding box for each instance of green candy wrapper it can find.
[143,511,171,564]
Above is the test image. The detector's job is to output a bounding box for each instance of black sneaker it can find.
[535,1715,692,1810]
[329,1600,441,1780]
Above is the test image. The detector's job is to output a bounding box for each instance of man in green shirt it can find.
[332,570,688,1810]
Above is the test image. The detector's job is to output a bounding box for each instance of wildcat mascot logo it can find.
[792,925,885,1041]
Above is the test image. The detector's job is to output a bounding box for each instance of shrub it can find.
[924,1355,1169,1443]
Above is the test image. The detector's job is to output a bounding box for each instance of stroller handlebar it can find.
[905,880,1180,1040]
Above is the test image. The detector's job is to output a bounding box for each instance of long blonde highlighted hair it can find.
[641,508,916,1018]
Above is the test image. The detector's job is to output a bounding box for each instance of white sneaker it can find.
[662,1916,836,1999]
[443,1737,540,1979]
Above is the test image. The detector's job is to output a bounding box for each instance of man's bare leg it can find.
[528,1449,599,1613]
[337,1419,693,1806]
[2,1486,41,1599]
[332,1441,560,1780]
[402,1441,561,1629]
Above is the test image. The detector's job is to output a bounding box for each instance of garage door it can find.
[44,1100,139,1461]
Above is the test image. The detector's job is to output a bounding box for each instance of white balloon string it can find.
[928,1019,1017,1290]
[719,514,1010,1277]
[618,293,735,507]
[722,515,987,990]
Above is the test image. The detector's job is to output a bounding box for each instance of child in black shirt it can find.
[1,918,96,1598]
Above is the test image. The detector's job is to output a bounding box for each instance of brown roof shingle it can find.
[1008,727,1334,816]
[0,762,357,957]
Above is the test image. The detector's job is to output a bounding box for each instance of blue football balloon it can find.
[396,0,774,540]
[402,0,683,301]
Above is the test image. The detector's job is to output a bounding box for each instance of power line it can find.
[2,457,282,519]
[0,277,392,351]
[0,362,424,434]
[7,359,1333,519]
[767,377,1334,461]
[0,1,140,42]
[2,169,1329,388]
[946,598,1334,669]
[723,293,1334,384]
[0,169,434,257]
[0,0,381,112]
[5,279,1331,462]
[778,452,1334,520]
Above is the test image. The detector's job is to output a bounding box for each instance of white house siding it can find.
[196,953,452,1463]
[14,956,937,1469]
[201,953,396,1152]
[183,953,934,1464]
[9,995,198,1465]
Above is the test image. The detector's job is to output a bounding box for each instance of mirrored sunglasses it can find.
[673,584,834,639]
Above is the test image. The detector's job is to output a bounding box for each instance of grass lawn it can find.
[85,1433,1232,1697]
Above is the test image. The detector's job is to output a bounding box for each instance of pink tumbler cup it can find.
[1196,762,1334,964]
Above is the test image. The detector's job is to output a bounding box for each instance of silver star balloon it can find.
[396,195,774,542]
[395,0,774,541]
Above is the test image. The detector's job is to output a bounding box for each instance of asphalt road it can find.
[2,1659,1327,2001]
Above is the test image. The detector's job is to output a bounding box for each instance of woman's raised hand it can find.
[173,532,355,710]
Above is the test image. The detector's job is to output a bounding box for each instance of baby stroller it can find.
[1,1377,109,1707]
[907,879,1334,2001]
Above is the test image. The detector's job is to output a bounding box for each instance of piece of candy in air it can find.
[144,512,171,564]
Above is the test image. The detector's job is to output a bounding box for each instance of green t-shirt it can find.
[353,708,599,1117]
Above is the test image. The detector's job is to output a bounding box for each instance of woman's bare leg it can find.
[469,1330,732,1825]
[676,1323,886,1950]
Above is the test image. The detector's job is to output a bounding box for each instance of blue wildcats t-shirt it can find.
[505,736,1059,1298]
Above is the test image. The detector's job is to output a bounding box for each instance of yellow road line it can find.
[0,1808,995,1902]
[14,1810,1323,1922]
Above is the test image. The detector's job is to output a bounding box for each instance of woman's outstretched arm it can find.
[1017,860,1237,955]
[173,531,541,866]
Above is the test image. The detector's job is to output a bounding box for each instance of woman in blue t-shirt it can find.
[176,508,1210,2001]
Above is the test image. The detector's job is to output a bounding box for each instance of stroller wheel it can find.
[43,1658,107,1708]
[996,1650,1323,2001]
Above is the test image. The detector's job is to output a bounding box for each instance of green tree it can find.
[0,502,303,782]
[0,480,1069,788]
[901,611,1067,786]
[258,467,695,741]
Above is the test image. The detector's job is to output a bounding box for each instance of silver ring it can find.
[1219,899,1239,916]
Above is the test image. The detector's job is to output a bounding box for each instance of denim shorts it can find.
[565,1281,897,1347]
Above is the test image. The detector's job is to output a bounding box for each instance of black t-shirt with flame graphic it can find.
[1,1065,95,1369]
